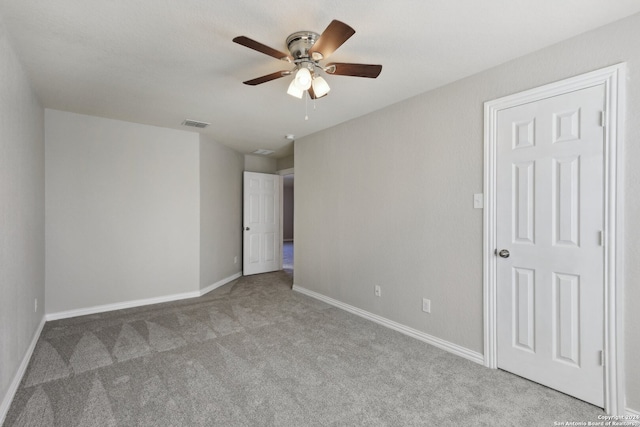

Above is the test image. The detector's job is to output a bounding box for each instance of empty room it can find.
[1,1,639,425]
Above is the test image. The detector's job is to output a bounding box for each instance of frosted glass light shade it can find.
[287,79,304,98]
[311,76,330,97]
[294,67,312,90]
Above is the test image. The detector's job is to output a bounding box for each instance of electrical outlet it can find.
[234,256,238,264]
[422,298,431,313]
[35,298,38,313]
[374,285,382,297]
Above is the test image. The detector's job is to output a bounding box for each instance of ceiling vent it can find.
[181,119,210,128]
[252,149,275,156]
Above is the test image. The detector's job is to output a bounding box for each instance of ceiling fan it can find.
[233,20,382,99]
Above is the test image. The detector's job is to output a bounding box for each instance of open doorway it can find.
[282,173,294,274]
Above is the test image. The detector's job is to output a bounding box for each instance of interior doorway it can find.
[483,64,626,414]
[495,84,605,407]
[242,171,282,276]
[282,173,294,274]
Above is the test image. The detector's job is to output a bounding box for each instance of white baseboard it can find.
[46,272,242,321]
[626,407,640,425]
[292,285,484,365]
[200,272,242,295]
[45,290,201,321]
[0,315,45,425]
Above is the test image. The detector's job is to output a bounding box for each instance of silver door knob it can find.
[245,227,250,231]
[498,249,510,258]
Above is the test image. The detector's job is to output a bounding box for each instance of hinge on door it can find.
[600,111,607,128]
[598,350,605,367]
[598,230,603,246]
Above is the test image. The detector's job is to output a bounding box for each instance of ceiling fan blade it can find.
[326,63,382,78]
[243,71,290,86]
[233,36,293,62]
[307,86,327,100]
[308,20,355,60]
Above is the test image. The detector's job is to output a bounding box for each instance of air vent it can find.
[181,119,210,128]
[252,149,275,156]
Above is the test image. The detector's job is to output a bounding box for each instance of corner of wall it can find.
[199,136,244,290]
[276,154,294,171]
[0,24,46,424]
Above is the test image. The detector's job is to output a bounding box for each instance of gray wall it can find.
[244,154,276,173]
[0,18,45,414]
[45,110,201,314]
[295,13,640,411]
[199,135,243,289]
[277,154,294,171]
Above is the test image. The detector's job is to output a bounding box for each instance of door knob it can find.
[498,249,510,258]
[245,227,250,231]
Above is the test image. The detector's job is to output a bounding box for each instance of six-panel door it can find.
[243,171,281,276]
[496,84,605,407]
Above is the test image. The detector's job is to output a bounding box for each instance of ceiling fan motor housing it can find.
[286,31,320,60]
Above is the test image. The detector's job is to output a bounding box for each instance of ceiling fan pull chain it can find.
[305,95,309,121]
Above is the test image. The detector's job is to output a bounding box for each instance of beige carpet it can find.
[4,270,602,426]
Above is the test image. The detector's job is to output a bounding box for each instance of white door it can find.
[496,84,605,406]
[243,171,281,276]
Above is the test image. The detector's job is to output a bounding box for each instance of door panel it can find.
[264,232,277,262]
[243,171,281,275]
[496,84,605,407]
[513,161,535,244]
[553,272,580,366]
[513,267,535,353]
[553,156,580,246]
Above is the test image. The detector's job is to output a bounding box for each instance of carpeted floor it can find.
[4,271,602,426]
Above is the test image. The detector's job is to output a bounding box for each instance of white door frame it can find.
[243,171,282,275]
[483,64,626,415]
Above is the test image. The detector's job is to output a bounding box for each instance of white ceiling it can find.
[1,1,639,158]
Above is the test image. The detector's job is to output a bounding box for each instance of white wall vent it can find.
[181,119,210,128]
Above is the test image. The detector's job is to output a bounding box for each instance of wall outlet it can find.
[35,298,38,313]
[374,285,382,297]
[422,298,431,313]
[234,256,238,264]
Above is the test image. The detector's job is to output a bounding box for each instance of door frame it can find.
[482,64,626,414]
[242,171,283,276]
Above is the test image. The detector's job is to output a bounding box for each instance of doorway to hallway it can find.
[282,173,294,275]
[283,241,293,274]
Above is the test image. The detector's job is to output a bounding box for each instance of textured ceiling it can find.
[1,1,639,158]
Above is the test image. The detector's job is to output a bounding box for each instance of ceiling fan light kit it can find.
[311,75,330,97]
[294,67,312,90]
[233,20,382,100]
[287,79,304,99]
